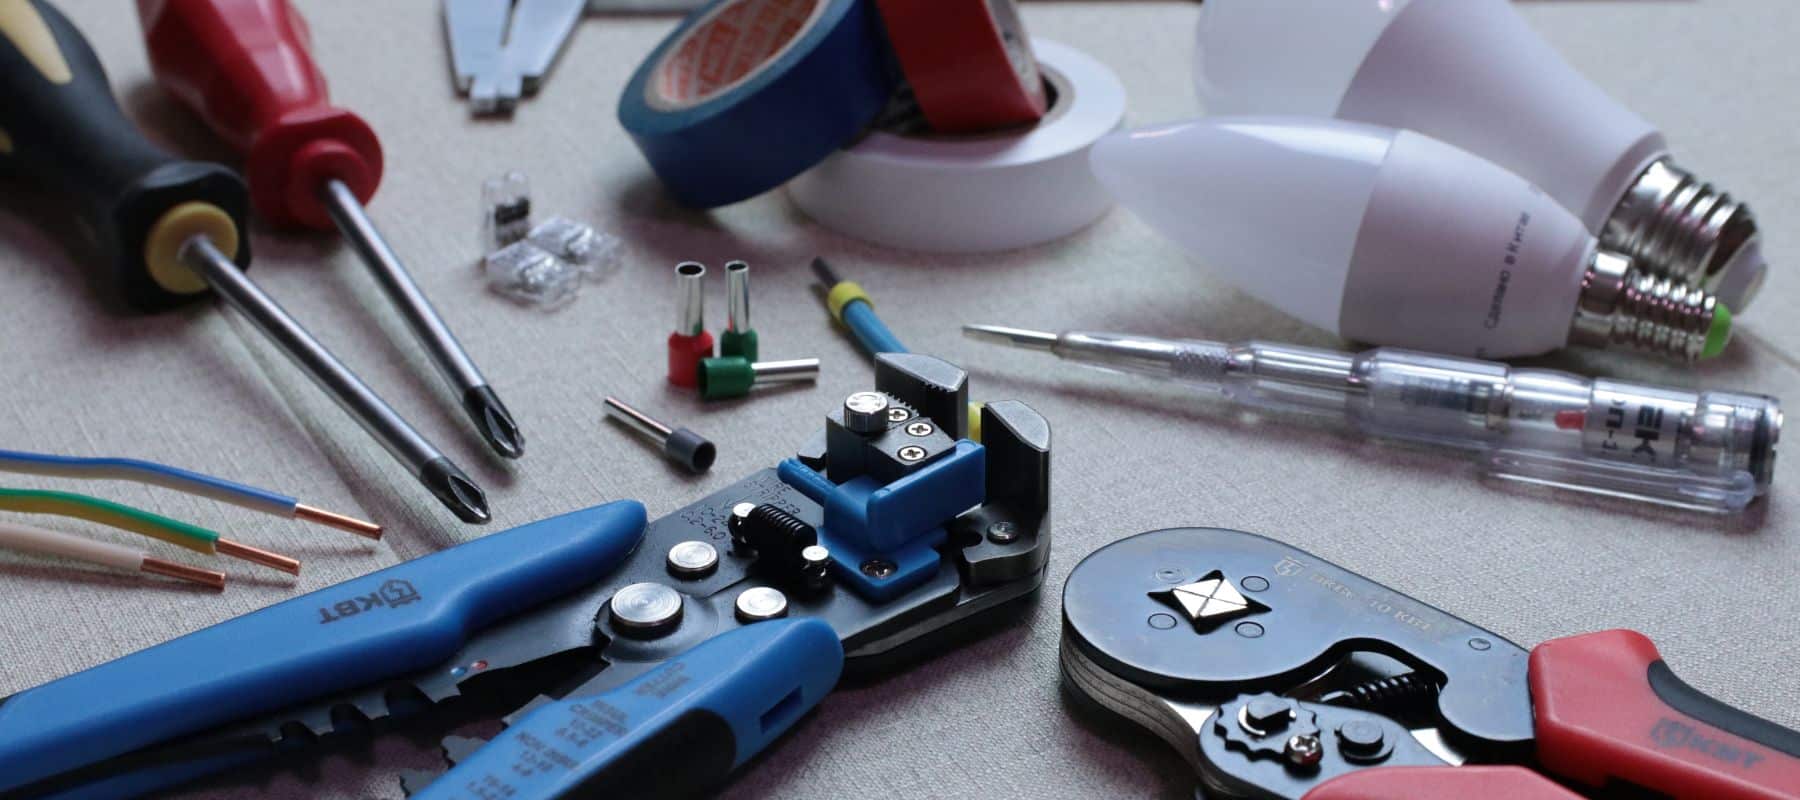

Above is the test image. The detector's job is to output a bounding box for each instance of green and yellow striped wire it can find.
[0,488,298,574]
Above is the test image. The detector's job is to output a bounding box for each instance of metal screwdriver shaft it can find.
[140,0,523,460]
[182,239,490,524]
[0,0,488,524]
[320,181,523,458]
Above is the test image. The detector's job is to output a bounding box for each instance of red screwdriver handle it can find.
[1532,630,1800,799]
[138,0,381,230]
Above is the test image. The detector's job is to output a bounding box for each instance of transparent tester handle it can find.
[1346,349,1781,513]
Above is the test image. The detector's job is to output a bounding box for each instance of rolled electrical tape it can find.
[618,0,896,208]
[788,39,1125,254]
[874,0,1048,133]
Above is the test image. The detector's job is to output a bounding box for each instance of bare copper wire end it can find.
[140,557,227,591]
[215,538,301,576]
[294,503,383,540]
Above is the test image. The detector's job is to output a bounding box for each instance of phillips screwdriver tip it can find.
[420,457,492,525]
[463,385,524,459]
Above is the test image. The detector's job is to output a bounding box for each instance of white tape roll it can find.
[788,39,1127,254]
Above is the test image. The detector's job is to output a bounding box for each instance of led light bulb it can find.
[1194,0,1768,309]
[1090,117,1730,363]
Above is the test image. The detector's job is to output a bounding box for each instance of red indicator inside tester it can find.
[1554,410,1586,431]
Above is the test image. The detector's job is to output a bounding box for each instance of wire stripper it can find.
[0,354,1051,799]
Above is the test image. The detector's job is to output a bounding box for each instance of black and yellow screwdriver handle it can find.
[0,0,250,310]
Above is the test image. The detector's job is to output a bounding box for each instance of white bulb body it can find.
[1195,0,1667,234]
[1090,118,1593,358]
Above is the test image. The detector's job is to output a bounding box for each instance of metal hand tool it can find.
[1061,528,1800,799]
[445,0,588,115]
[0,353,1053,799]
[140,0,524,460]
[0,0,488,523]
[967,324,1782,514]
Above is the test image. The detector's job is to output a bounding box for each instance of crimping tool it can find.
[1061,528,1800,799]
[0,353,1051,799]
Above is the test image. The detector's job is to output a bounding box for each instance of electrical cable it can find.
[811,258,907,357]
[0,488,299,575]
[0,520,226,590]
[0,448,381,539]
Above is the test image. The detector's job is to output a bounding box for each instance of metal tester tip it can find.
[962,325,1060,351]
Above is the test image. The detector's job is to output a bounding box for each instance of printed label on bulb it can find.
[1339,131,1591,359]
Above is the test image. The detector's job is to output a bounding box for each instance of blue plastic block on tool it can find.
[777,441,985,602]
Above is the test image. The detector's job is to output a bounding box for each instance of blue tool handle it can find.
[415,618,844,800]
[0,501,648,795]
[843,300,906,356]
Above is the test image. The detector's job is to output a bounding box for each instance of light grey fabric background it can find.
[2,1,1797,798]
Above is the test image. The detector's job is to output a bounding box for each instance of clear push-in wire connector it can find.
[965,325,1781,513]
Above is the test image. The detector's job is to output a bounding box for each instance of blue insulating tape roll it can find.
[619,0,897,208]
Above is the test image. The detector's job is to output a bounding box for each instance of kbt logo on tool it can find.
[317,579,423,624]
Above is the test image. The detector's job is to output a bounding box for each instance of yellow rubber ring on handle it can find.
[825,281,872,322]
[143,202,240,295]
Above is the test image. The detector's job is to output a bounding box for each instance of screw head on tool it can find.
[861,559,897,579]
[843,392,890,433]
[610,582,684,638]
[666,540,719,578]
[987,520,1019,543]
[1284,733,1324,767]
[905,421,934,437]
[886,407,911,423]
[735,586,790,622]
[898,445,927,463]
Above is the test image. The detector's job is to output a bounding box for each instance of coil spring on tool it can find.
[1320,673,1441,714]
[730,503,814,550]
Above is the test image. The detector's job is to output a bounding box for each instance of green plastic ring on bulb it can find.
[699,357,756,400]
[719,329,759,361]
[1702,305,1733,360]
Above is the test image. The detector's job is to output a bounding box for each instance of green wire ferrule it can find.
[719,328,759,361]
[0,487,220,553]
[825,281,872,323]
[699,357,756,400]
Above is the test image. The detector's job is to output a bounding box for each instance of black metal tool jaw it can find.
[1060,528,1532,800]
[27,355,1049,798]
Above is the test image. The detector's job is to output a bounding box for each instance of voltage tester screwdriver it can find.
[0,0,490,523]
[968,324,1782,513]
[138,0,523,460]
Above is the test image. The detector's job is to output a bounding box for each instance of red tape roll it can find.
[875,0,1049,133]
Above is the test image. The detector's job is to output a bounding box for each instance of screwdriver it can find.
[138,0,524,460]
[0,0,490,524]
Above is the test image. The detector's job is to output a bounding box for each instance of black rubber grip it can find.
[1649,661,1800,760]
[0,0,250,310]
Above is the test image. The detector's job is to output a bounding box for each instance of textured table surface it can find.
[2,1,1798,798]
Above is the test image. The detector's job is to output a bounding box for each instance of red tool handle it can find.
[1305,766,1582,800]
[1531,630,1800,799]
[138,0,381,230]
